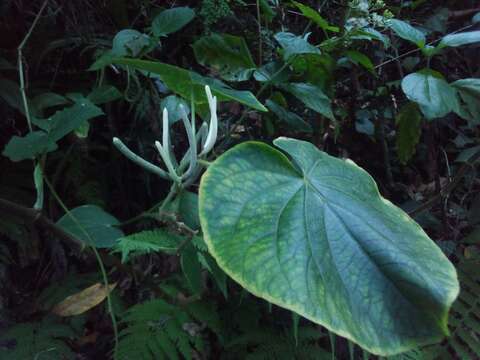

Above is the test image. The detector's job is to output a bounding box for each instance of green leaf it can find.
[345,50,375,73]
[56,205,124,248]
[160,95,190,124]
[291,1,339,32]
[253,61,290,83]
[266,99,312,133]
[112,29,151,57]
[439,31,480,48]
[281,82,334,120]
[387,19,426,47]
[178,191,201,230]
[2,131,57,162]
[199,137,459,356]
[181,246,203,294]
[152,7,195,37]
[113,229,181,262]
[401,69,459,119]
[0,78,23,113]
[30,92,69,117]
[87,85,122,105]
[193,33,256,81]
[274,32,320,60]
[395,102,423,164]
[451,78,480,125]
[112,58,267,112]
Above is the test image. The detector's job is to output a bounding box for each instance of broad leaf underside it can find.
[199,137,459,356]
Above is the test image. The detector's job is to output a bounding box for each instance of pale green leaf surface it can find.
[387,19,426,47]
[274,32,320,60]
[401,70,459,119]
[199,138,459,356]
[440,31,480,48]
[112,29,151,57]
[451,78,480,124]
[57,205,124,248]
[152,7,195,37]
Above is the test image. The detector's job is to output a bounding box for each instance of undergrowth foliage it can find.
[0,0,480,359]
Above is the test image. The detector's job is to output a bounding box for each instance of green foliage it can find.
[395,102,423,164]
[56,205,124,248]
[116,298,215,360]
[199,137,459,355]
[152,7,195,37]
[226,325,331,360]
[114,229,181,262]
[193,33,256,81]
[0,318,76,359]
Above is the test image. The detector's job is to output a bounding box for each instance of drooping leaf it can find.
[395,102,423,164]
[401,69,459,119]
[291,1,339,32]
[274,32,320,60]
[87,85,122,104]
[152,7,195,37]
[193,33,256,81]
[112,58,267,112]
[2,131,57,162]
[30,92,69,117]
[451,78,480,125]
[56,205,124,248]
[253,61,291,83]
[181,246,203,294]
[52,282,116,316]
[266,99,312,133]
[439,31,480,48]
[178,191,201,230]
[387,19,426,47]
[281,82,334,120]
[199,137,459,356]
[345,50,375,73]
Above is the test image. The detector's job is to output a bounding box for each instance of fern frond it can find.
[0,318,75,359]
[113,229,182,262]
[116,298,208,360]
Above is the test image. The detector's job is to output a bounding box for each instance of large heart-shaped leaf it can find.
[199,137,459,356]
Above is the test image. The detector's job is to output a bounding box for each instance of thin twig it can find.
[18,0,49,132]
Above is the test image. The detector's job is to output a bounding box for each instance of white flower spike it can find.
[200,85,218,156]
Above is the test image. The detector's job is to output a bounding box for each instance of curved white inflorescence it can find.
[112,85,218,186]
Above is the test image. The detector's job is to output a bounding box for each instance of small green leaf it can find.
[253,61,290,83]
[387,19,426,47]
[281,82,334,120]
[451,78,480,125]
[401,69,459,119]
[30,92,68,117]
[291,1,339,32]
[112,29,151,57]
[87,85,122,105]
[56,205,124,248]
[181,246,203,294]
[395,102,423,164]
[2,131,57,162]
[152,7,195,37]
[112,58,267,112]
[266,99,312,133]
[178,191,201,230]
[345,50,375,73]
[274,32,320,60]
[199,137,459,356]
[439,31,480,48]
[193,33,256,81]
[160,95,190,124]
[113,230,181,262]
